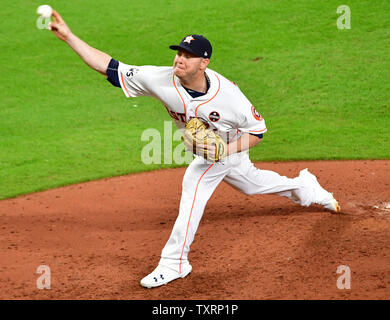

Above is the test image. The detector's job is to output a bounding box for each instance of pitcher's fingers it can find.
[51,10,64,23]
[48,21,58,31]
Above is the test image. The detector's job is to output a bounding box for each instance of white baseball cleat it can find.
[140,264,192,288]
[300,169,341,213]
[323,196,341,213]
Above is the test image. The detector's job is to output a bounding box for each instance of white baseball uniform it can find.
[110,61,337,274]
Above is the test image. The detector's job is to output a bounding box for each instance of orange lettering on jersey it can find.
[164,105,186,123]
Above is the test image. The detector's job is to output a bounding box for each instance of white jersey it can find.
[116,62,267,143]
[113,61,339,285]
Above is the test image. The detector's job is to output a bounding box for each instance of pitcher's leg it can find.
[224,154,340,211]
[223,155,305,203]
[159,158,229,274]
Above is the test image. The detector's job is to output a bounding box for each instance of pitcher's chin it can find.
[173,67,186,78]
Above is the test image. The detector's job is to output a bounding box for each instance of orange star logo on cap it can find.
[183,36,195,44]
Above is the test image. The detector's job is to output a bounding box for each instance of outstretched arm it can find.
[49,10,111,76]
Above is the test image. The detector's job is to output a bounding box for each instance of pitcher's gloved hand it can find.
[182,118,227,162]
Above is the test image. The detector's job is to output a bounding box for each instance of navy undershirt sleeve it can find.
[106,58,121,87]
[249,133,263,139]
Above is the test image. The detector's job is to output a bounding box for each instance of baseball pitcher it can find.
[48,10,341,288]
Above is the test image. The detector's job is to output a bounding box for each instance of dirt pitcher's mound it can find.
[0,160,389,300]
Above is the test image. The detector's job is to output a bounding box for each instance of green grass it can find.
[1,0,389,199]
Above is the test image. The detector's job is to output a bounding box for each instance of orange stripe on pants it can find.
[179,163,215,273]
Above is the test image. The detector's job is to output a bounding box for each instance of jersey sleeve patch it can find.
[237,104,267,135]
[117,62,149,98]
[251,106,263,121]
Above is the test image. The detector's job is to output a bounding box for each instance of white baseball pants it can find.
[159,151,319,273]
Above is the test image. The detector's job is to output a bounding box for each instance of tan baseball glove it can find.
[182,118,228,162]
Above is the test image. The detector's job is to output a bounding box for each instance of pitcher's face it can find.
[173,49,209,79]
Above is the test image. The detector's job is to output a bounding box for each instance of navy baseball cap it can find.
[169,35,212,59]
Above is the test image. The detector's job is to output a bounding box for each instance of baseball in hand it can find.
[37,5,53,19]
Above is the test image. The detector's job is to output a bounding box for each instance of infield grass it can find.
[0,0,389,199]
